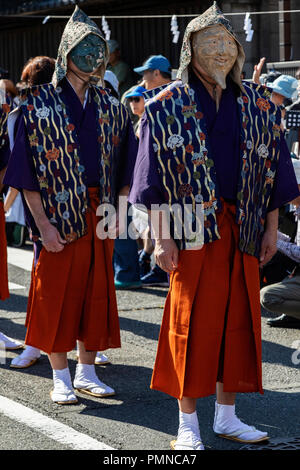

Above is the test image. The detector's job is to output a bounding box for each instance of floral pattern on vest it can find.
[20,83,128,243]
[145,80,281,258]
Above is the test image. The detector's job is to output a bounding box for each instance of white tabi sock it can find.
[24,346,40,356]
[51,367,77,403]
[213,402,268,441]
[175,411,204,450]
[10,346,40,367]
[74,363,115,396]
[179,410,200,436]
[0,331,23,349]
[53,367,73,389]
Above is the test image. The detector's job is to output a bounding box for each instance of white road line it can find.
[7,247,33,272]
[0,395,115,450]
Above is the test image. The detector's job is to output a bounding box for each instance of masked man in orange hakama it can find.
[129,2,300,449]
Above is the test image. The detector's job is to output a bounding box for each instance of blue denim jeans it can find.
[113,211,140,283]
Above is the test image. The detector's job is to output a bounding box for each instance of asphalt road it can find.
[0,244,299,451]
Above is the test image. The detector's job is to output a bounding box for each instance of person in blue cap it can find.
[134,55,172,91]
[125,85,147,136]
[268,74,298,108]
[132,56,173,287]
[112,85,148,291]
[112,85,147,291]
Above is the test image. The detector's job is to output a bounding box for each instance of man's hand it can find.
[252,57,266,85]
[259,228,277,268]
[154,238,179,273]
[260,208,278,268]
[40,221,66,253]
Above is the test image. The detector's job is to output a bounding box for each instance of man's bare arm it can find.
[3,187,19,213]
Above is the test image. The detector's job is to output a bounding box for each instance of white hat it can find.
[104,70,119,93]
[268,75,299,101]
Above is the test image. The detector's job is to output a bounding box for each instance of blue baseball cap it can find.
[134,55,171,75]
[125,86,147,99]
[268,74,298,100]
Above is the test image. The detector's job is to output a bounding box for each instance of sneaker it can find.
[140,264,169,287]
[139,250,151,278]
[266,314,300,328]
[114,280,142,290]
[12,224,26,248]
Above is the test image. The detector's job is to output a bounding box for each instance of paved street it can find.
[0,244,299,451]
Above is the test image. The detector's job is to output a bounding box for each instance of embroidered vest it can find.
[145,81,282,258]
[20,83,129,242]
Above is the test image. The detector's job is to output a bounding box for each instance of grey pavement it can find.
[0,245,299,451]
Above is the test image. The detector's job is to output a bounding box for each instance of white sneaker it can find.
[51,368,78,405]
[0,331,23,350]
[94,352,110,365]
[213,402,269,443]
[74,363,115,398]
[10,346,41,369]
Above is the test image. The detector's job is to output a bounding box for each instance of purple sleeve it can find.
[267,132,300,212]
[128,114,165,209]
[3,114,40,191]
[119,120,138,188]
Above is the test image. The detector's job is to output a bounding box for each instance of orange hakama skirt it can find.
[25,188,120,354]
[0,200,9,301]
[150,201,263,400]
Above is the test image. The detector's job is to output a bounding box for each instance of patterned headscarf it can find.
[52,6,109,87]
[177,1,245,90]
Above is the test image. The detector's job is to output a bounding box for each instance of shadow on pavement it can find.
[119,316,161,341]
[0,294,28,313]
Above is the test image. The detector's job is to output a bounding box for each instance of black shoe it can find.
[266,314,300,328]
[140,264,169,287]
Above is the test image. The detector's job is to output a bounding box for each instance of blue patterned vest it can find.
[145,80,282,258]
[20,83,129,243]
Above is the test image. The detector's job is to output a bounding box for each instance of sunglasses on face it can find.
[128,97,141,103]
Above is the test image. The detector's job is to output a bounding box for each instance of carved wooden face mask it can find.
[191,25,238,89]
[70,34,106,73]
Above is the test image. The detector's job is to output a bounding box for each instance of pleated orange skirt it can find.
[25,188,120,354]
[0,200,9,301]
[151,201,263,400]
